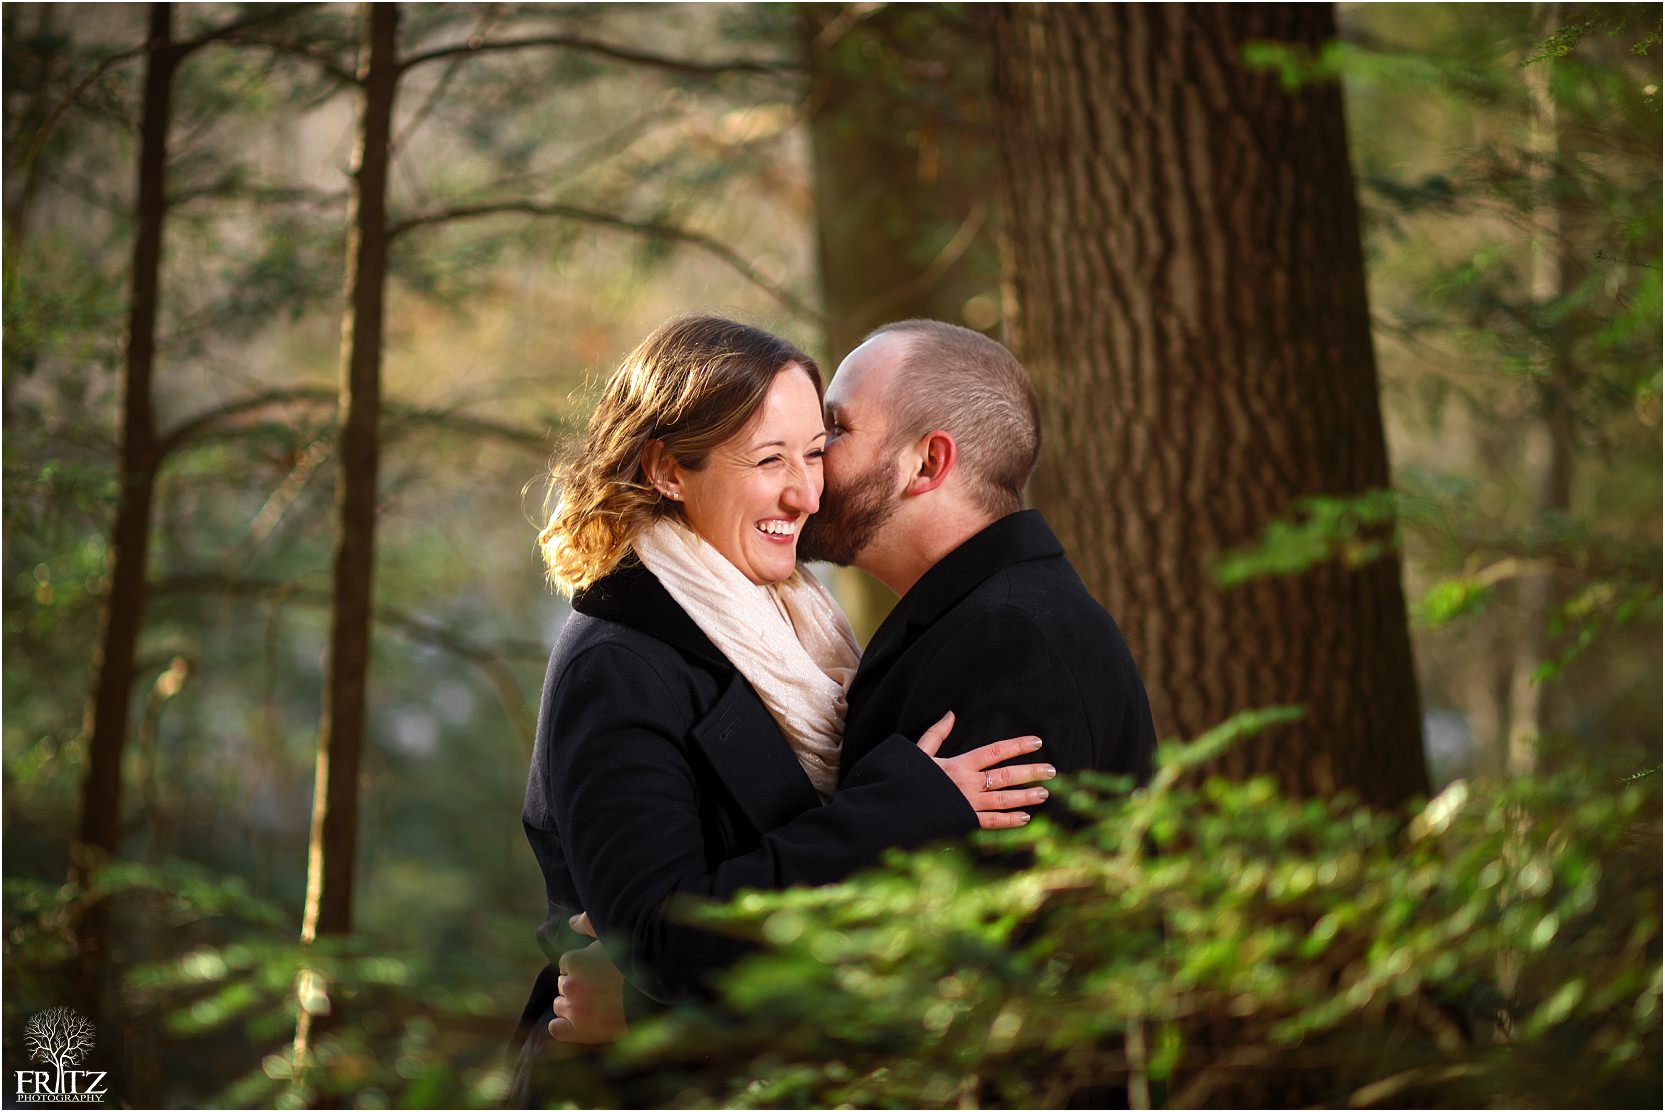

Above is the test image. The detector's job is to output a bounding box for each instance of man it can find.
[800,319,1154,796]
[547,319,1155,1043]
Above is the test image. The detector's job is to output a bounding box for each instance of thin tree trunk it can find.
[802,3,1000,642]
[1505,1,1576,777]
[992,2,1428,809]
[294,0,398,1066]
[70,1,176,1020]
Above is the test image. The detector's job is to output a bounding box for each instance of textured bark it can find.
[295,1,397,1062]
[992,2,1428,808]
[803,3,1001,641]
[70,1,176,1019]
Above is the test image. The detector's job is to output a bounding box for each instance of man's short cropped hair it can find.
[868,319,1041,518]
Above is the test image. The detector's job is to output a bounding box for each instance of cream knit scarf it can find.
[632,518,859,800]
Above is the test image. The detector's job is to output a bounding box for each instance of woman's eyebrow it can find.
[748,429,828,451]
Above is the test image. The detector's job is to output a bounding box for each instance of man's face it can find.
[798,334,908,568]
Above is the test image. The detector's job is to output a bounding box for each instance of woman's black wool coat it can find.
[519,559,974,1020]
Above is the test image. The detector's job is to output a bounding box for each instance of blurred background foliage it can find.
[2,2,1658,1108]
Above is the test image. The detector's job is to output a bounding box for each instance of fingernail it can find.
[1034,788,1049,801]
[1019,813,1032,824]
[1028,737,1044,750]
[1044,765,1057,777]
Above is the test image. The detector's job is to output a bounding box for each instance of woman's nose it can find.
[782,467,820,515]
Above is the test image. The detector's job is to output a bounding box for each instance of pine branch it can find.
[151,575,547,749]
[212,31,358,87]
[166,181,345,209]
[846,204,989,325]
[156,387,336,459]
[173,4,324,60]
[19,44,148,175]
[21,5,334,177]
[386,201,822,324]
[152,575,551,663]
[155,386,554,460]
[397,32,798,80]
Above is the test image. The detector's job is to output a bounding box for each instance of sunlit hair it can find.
[538,315,822,595]
[868,319,1040,518]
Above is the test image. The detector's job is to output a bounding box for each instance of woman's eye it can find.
[757,455,782,467]
[807,448,826,461]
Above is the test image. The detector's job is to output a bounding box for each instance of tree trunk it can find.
[70,1,176,1019]
[991,2,1428,809]
[1505,1,1576,777]
[802,3,1001,642]
[294,0,398,1065]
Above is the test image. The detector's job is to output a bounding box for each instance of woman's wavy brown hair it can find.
[538,315,822,595]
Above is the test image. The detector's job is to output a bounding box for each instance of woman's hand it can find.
[549,912,629,1045]
[915,710,1055,829]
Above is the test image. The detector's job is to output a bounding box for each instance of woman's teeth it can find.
[757,520,797,536]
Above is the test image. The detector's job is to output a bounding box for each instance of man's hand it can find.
[549,912,629,1045]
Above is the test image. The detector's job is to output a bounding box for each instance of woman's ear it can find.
[902,430,956,496]
[640,440,684,502]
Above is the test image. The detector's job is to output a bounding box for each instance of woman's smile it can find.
[660,366,826,584]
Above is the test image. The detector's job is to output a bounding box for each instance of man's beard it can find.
[800,456,899,567]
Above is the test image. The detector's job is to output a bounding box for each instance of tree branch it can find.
[20,44,148,176]
[173,4,324,60]
[152,576,553,661]
[386,201,822,324]
[847,203,989,325]
[21,5,335,177]
[152,575,549,749]
[156,387,335,459]
[213,32,358,87]
[397,32,798,80]
[166,182,345,209]
[156,386,555,461]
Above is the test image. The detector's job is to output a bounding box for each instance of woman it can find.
[515,316,1052,1081]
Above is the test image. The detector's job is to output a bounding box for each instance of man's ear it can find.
[640,440,684,502]
[902,430,956,496]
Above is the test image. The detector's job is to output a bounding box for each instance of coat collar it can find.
[858,510,1064,673]
[574,557,824,825]
[890,510,1062,629]
[571,558,730,670]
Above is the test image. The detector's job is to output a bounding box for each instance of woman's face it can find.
[658,366,826,585]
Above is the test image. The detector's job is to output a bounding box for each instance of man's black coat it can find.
[840,510,1156,812]
[520,560,973,1013]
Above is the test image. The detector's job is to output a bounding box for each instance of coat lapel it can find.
[577,559,823,830]
[690,671,823,832]
[842,511,1068,779]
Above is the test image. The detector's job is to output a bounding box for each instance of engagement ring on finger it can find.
[983,771,993,792]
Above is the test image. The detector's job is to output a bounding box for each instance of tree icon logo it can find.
[15,1007,107,1103]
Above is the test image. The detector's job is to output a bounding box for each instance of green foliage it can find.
[1212,489,1412,586]
[1522,6,1664,63]
[5,859,517,1109]
[597,713,1664,1109]
[1534,578,1663,683]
